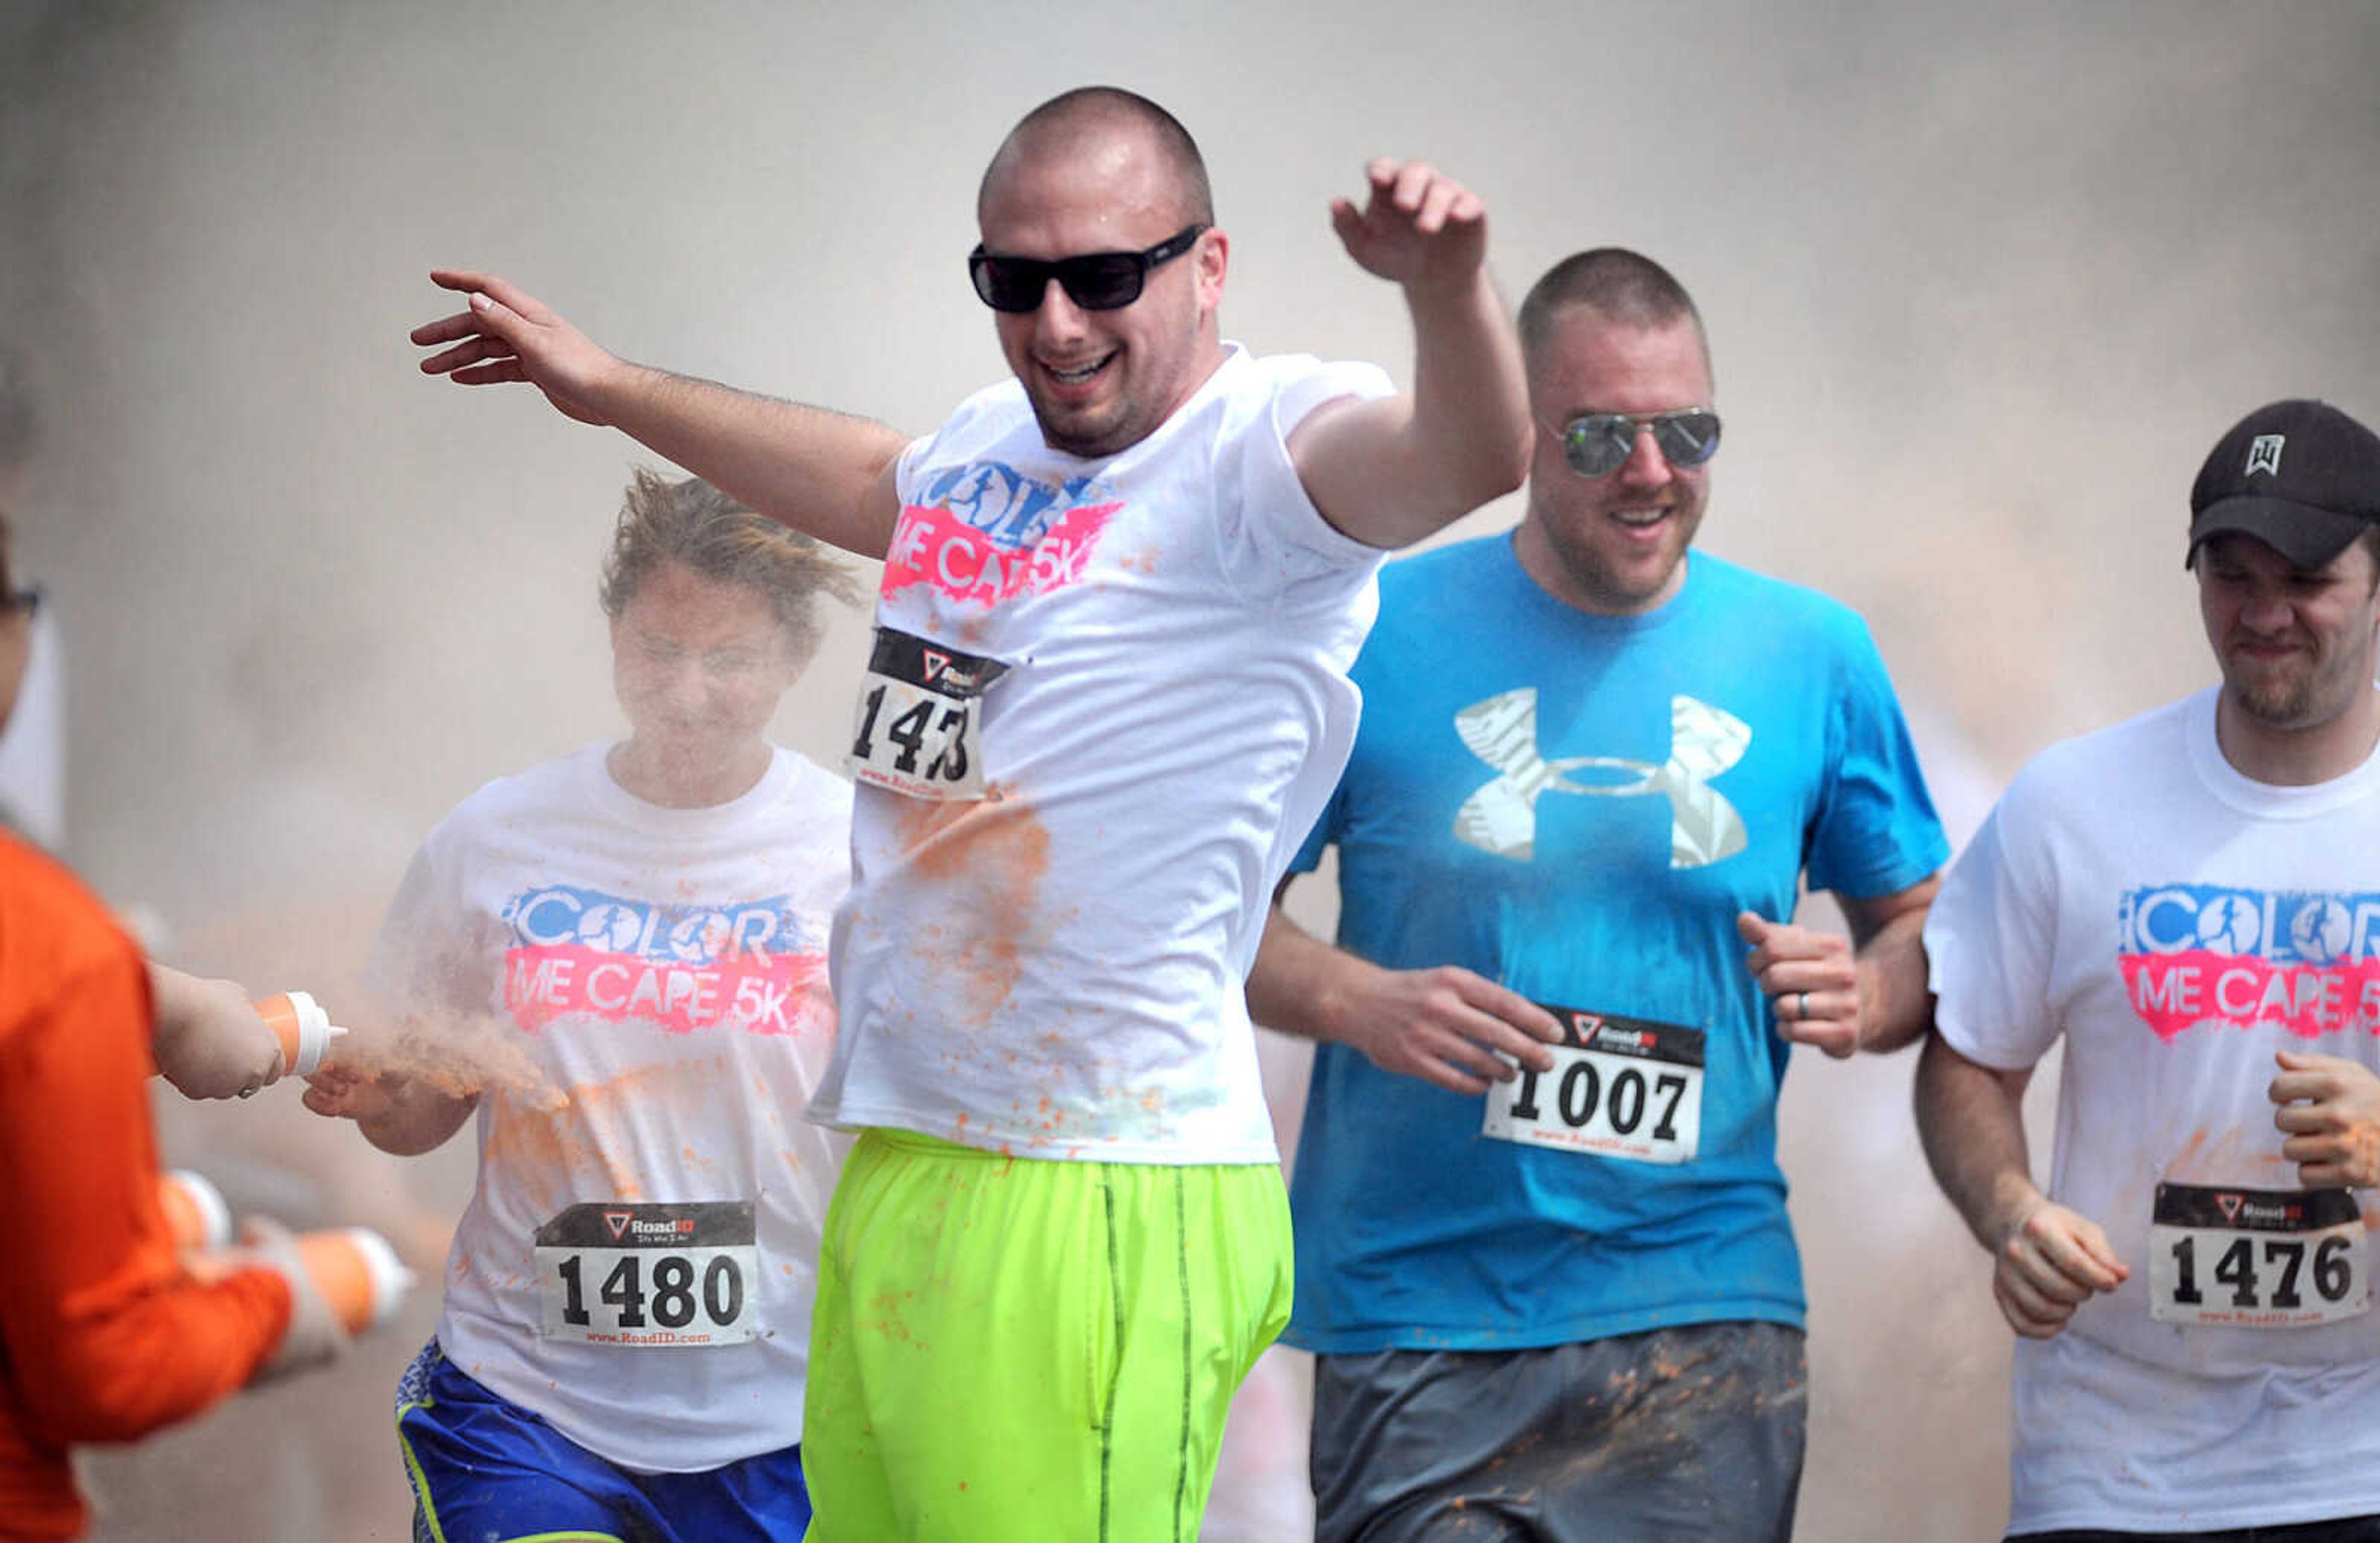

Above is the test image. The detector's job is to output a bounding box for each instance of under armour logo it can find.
[1452,689,1750,867]
[2246,433,2285,478]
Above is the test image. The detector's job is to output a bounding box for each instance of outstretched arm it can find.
[411,270,907,559]
[1915,1033,2127,1338]
[1287,161,1531,548]
[0,952,308,1448]
[1246,879,1559,1097]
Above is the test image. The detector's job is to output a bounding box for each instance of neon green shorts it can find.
[802,1128,1294,1542]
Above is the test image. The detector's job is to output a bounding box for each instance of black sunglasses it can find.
[1552,410,1723,479]
[968,224,1207,314]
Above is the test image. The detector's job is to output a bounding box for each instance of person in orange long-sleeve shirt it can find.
[0,506,343,1540]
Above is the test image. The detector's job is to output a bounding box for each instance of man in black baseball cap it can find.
[2187,398,2380,570]
[1918,397,2380,1539]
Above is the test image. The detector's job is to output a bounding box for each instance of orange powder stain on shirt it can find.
[892,790,1051,1025]
[2164,1124,2296,1188]
[477,1061,710,1202]
[2163,1127,2243,1187]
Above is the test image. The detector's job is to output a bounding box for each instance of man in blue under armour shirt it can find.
[1247,248,1947,1542]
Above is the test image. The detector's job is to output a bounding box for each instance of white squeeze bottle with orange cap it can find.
[251,990,346,1077]
[296,1227,415,1335]
[157,1169,234,1251]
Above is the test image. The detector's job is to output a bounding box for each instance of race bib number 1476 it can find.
[2148,1182,2369,1329]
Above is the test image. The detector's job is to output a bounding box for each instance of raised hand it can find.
[410,270,624,426]
[1329,159,1490,296]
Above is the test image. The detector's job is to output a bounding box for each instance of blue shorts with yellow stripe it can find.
[395,1338,811,1543]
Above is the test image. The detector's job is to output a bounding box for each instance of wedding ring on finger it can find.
[1797,991,1810,1021]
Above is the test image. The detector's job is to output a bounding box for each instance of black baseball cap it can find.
[2187,399,2380,569]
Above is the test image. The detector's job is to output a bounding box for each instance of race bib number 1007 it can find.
[846,626,1008,801]
[2148,1183,2369,1329]
[1481,1007,1706,1165]
[535,1201,760,1348]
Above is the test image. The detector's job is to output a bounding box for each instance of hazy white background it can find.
[4,1,2376,1537]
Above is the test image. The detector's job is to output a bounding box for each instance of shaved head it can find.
[979,86,1214,229]
[971,86,1230,459]
[1518,248,1708,380]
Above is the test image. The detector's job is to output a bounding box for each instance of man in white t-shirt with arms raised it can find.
[1919,399,2380,1541]
[407,86,1528,1541]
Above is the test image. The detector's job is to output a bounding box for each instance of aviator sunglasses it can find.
[968,224,1207,313]
[1553,409,1723,479]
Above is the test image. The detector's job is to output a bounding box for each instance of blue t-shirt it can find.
[1284,536,1947,1353]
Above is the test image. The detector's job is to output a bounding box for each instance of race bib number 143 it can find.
[1481,1007,1705,1165]
[2148,1182,2369,1329]
[846,626,1008,801]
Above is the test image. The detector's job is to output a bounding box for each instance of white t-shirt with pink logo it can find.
[811,346,1393,1164]
[1928,686,2380,1534]
[375,742,850,1471]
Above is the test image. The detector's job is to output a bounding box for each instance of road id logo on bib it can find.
[536,1201,760,1347]
[2149,1182,2369,1328]
[1481,1007,1705,1164]
[847,625,1009,801]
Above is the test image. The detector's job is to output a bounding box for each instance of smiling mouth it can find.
[1041,353,1114,388]
[1610,507,1671,529]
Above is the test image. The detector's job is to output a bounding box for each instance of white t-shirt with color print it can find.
[376,743,850,1472]
[810,345,1393,1164]
[1928,686,2380,1534]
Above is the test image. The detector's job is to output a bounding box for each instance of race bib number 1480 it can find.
[535,1201,760,1348]
[1481,1007,1706,1165]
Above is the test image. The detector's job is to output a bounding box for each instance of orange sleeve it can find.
[0,939,293,1444]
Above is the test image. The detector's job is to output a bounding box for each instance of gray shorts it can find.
[1310,1320,1807,1543]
